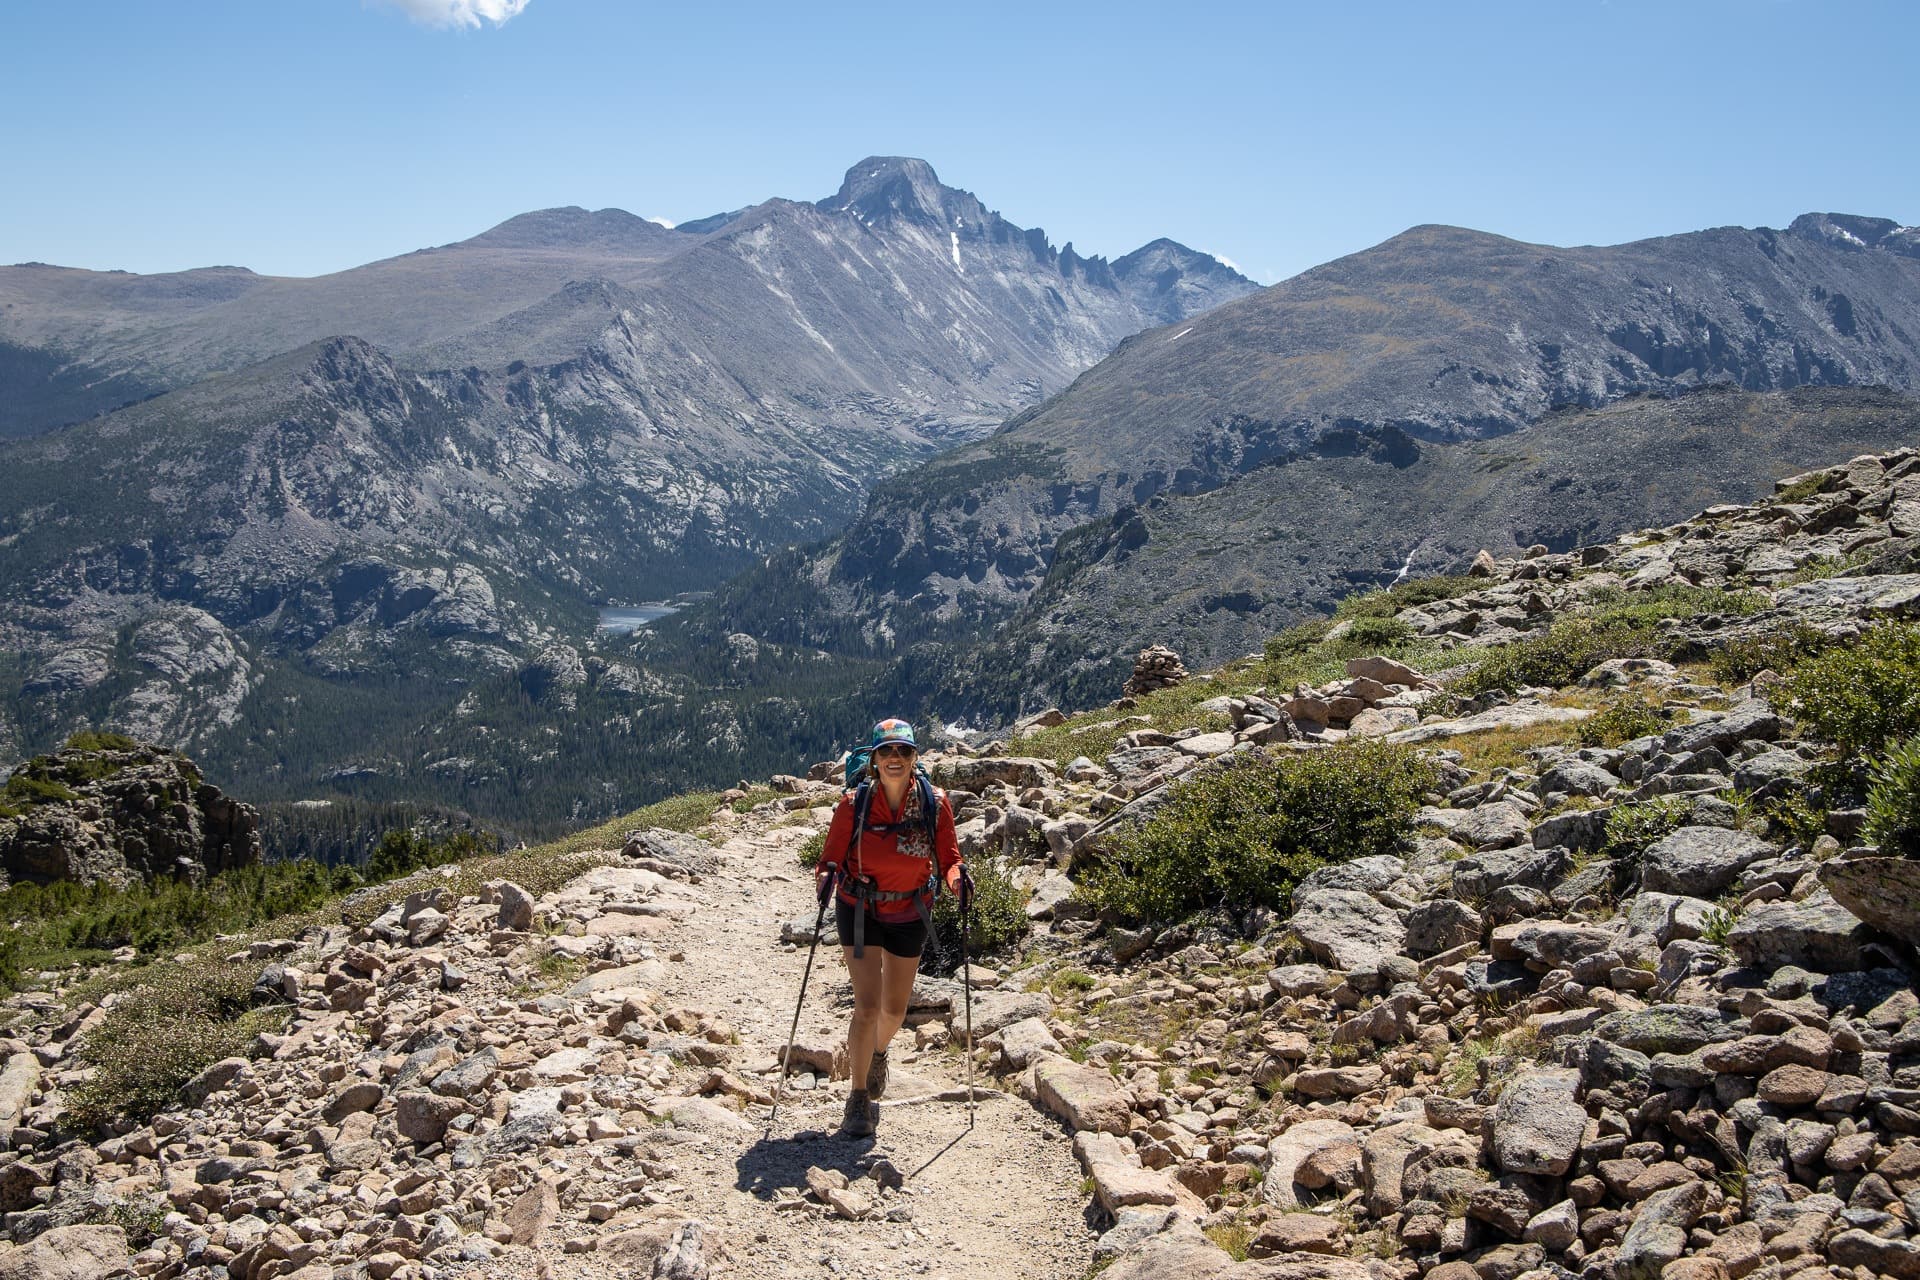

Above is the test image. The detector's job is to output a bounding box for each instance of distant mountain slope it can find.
[0,215,690,434]
[0,159,1254,819]
[0,158,1254,439]
[814,212,1920,630]
[947,385,1920,713]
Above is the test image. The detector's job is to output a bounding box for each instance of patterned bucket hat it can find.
[868,718,919,750]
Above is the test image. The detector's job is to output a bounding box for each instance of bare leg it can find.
[873,950,922,1054]
[842,945,884,1086]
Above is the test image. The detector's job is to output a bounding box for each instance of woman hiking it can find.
[815,718,963,1138]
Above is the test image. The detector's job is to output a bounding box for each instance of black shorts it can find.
[835,901,928,959]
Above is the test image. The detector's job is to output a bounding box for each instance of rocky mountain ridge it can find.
[0,159,1254,805]
[798,210,1920,639]
[0,157,1253,440]
[3,442,1920,1279]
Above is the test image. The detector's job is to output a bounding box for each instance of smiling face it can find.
[872,742,916,785]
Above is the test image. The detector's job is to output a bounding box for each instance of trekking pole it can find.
[769,866,837,1133]
[959,866,976,1129]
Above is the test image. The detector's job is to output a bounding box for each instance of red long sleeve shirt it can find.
[819,783,962,898]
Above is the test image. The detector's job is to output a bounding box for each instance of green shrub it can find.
[1076,740,1438,927]
[1774,473,1832,504]
[1782,623,1920,758]
[1456,618,1656,697]
[2,774,79,807]
[1346,616,1414,648]
[932,857,1028,961]
[366,829,483,881]
[1264,618,1334,663]
[1866,734,1920,858]
[1700,905,1739,947]
[1577,695,1673,748]
[67,959,285,1129]
[1335,574,1483,619]
[1765,792,1830,851]
[797,831,826,868]
[1709,624,1837,686]
[1602,796,1690,863]
[64,730,141,753]
[730,786,779,814]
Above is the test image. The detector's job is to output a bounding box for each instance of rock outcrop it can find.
[0,738,259,887]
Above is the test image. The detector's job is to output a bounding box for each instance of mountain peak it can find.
[820,156,964,227]
[461,206,681,253]
[1788,212,1920,260]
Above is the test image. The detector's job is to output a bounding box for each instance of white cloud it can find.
[1206,250,1244,274]
[376,0,531,29]
[647,217,676,229]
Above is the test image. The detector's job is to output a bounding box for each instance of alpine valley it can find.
[0,158,1254,834]
[4,184,1920,840]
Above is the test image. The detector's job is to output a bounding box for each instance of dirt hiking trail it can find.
[499,805,1094,1280]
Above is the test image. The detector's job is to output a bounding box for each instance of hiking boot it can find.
[840,1089,876,1138]
[866,1048,890,1100]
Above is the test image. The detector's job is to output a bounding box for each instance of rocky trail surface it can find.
[589,810,1094,1280]
[0,797,1100,1280]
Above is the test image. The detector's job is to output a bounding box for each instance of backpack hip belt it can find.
[843,872,938,959]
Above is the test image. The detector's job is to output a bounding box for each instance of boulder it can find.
[1405,899,1482,956]
[495,881,535,932]
[1536,758,1618,798]
[1034,1059,1132,1135]
[1072,1130,1205,1217]
[1288,889,1406,972]
[1386,703,1592,746]
[1660,704,1781,755]
[394,1091,465,1145]
[1591,1004,1742,1054]
[506,1179,559,1245]
[992,1017,1062,1071]
[1428,801,1534,850]
[1639,827,1772,897]
[1727,891,1877,971]
[1490,1069,1585,1176]
[930,756,1058,792]
[1346,655,1428,686]
[1267,964,1331,997]
[1819,856,1920,948]
[0,1224,130,1280]
[1451,843,1571,902]
[1615,1180,1706,1280]
[1263,1118,1357,1209]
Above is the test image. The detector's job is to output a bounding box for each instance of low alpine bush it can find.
[931,856,1028,964]
[1601,796,1689,864]
[67,959,286,1130]
[1075,740,1438,928]
[1708,623,1837,686]
[1455,618,1656,697]
[1577,695,1673,748]
[1866,734,1920,859]
[1782,623,1920,758]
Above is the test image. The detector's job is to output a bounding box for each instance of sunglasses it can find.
[873,744,916,759]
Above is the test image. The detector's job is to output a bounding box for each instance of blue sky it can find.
[2,0,1915,284]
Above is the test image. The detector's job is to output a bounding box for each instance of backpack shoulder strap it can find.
[917,774,940,844]
[845,780,876,878]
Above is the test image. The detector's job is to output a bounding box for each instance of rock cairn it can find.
[1123,645,1189,698]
